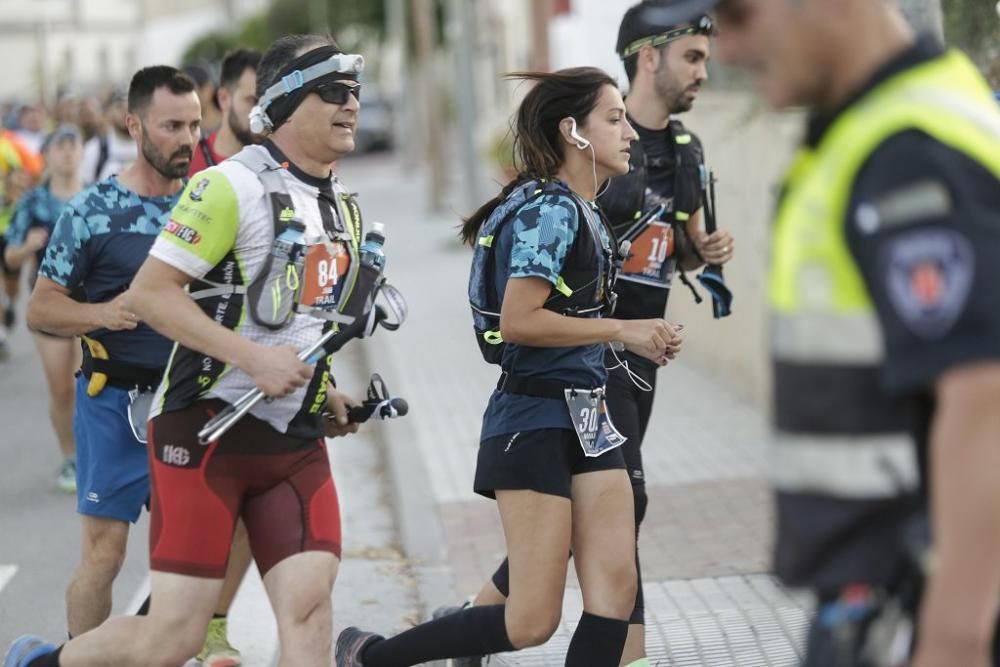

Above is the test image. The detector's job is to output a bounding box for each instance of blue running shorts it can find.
[73,374,150,522]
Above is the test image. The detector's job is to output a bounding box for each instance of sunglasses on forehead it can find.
[313,81,362,105]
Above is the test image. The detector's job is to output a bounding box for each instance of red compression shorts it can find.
[147,400,341,578]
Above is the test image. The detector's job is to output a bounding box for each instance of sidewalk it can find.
[337,153,811,666]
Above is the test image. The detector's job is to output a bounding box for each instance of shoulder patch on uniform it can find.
[881,228,973,339]
[855,180,952,235]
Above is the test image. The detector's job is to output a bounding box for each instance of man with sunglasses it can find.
[4,35,371,667]
[429,3,733,666]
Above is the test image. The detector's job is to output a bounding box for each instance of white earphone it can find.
[569,118,591,150]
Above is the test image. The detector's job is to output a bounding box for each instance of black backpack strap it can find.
[198,137,217,167]
[94,134,110,182]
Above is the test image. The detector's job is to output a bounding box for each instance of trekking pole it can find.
[197,307,384,445]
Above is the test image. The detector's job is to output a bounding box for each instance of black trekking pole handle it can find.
[344,396,409,424]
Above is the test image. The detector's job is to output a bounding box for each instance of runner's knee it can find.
[505,604,562,649]
[80,529,127,579]
[139,622,206,667]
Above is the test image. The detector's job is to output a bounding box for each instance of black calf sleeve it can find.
[363,604,514,667]
[27,646,62,667]
[633,483,648,528]
[630,549,645,625]
[565,612,628,666]
[491,559,510,597]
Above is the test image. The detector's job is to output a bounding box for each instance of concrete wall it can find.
[663,92,804,406]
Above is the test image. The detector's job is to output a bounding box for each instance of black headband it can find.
[266,45,359,128]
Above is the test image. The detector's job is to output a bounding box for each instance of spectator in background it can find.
[188,48,263,174]
[4,125,85,491]
[79,88,137,185]
[15,103,48,154]
[0,166,33,360]
[183,62,222,135]
[76,96,105,143]
[54,90,81,127]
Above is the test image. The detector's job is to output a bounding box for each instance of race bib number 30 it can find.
[565,388,627,458]
[621,221,675,288]
[300,242,351,310]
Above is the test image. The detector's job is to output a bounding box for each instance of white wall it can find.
[549,0,634,85]
[0,0,266,101]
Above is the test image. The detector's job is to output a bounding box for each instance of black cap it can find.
[617,0,719,59]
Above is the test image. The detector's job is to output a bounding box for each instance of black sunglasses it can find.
[314,81,362,105]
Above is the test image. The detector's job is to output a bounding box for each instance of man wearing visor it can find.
[5,35,372,667]
[637,1,1000,666]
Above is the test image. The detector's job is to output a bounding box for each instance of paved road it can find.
[0,299,152,647]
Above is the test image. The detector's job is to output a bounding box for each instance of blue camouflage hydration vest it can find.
[468,178,617,365]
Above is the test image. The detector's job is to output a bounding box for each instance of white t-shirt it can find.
[79,131,137,185]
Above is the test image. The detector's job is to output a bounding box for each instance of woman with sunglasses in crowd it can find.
[336,66,683,667]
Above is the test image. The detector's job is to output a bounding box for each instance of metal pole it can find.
[529,0,553,72]
[411,0,447,211]
[447,0,485,213]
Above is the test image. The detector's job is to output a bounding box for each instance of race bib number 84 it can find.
[300,242,351,311]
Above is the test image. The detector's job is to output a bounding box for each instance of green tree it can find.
[181,0,387,66]
[943,0,999,78]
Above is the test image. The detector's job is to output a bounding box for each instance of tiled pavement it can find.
[337,154,811,666]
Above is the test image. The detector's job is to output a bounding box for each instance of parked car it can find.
[354,90,394,153]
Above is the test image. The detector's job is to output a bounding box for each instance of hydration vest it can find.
[600,119,707,290]
[187,146,364,329]
[469,179,619,365]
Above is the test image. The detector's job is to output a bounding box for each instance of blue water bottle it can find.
[274,220,307,263]
[359,221,386,271]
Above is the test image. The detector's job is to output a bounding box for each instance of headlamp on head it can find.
[249,52,365,135]
[619,14,714,59]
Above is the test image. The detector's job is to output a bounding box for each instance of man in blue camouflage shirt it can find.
[23,66,211,648]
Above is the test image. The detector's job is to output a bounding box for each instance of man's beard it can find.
[654,69,695,114]
[229,106,260,147]
[671,89,695,113]
[141,126,192,179]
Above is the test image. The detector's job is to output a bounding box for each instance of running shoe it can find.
[432,604,483,667]
[3,306,14,330]
[197,617,242,667]
[4,635,58,667]
[335,627,383,667]
[56,460,77,494]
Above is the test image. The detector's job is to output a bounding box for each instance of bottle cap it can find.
[371,221,385,235]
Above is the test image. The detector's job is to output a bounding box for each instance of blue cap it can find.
[41,124,82,152]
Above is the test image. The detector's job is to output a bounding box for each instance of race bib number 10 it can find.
[621,221,675,288]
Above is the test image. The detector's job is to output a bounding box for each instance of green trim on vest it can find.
[770,50,1000,317]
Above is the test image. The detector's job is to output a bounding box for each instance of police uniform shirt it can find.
[777,36,1000,588]
[39,177,180,368]
[838,39,1000,397]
